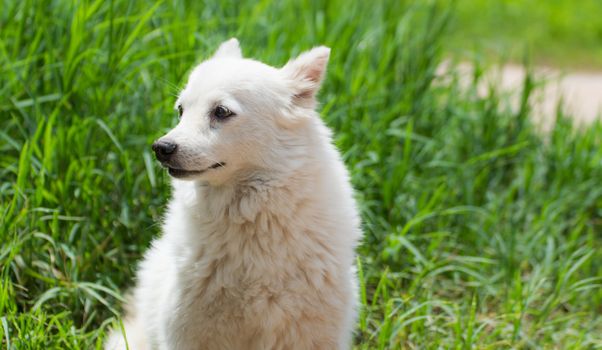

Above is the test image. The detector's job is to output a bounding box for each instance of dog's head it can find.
[152,38,330,184]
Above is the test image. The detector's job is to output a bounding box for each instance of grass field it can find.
[449,0,602,69]
[1,0,601,349]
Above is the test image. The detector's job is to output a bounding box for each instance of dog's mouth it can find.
[166,162,226,178]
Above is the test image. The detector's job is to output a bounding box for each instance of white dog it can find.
[106,38,362,350]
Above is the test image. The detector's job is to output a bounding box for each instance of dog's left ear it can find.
[213,38,242,59]
[282,46,330,107]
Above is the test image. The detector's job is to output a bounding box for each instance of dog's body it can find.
[106,39,362,350]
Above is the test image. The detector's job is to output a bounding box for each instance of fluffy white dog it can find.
[106,38,362,350]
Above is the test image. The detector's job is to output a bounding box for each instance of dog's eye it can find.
[213,105,234,120]
[177,105,184,118]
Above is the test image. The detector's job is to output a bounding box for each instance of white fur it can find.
[106,39,362,350]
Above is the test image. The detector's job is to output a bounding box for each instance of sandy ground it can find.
[438,62,602,131]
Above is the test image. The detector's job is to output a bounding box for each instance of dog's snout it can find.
[152,140,178,162]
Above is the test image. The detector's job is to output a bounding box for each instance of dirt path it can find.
[438,62,602,131]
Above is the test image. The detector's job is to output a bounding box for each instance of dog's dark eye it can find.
[177,104,183,118]
[213,105,234,120]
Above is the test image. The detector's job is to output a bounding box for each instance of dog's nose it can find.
[152,140,178,162]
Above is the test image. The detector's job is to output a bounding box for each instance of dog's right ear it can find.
[213,38,242,59]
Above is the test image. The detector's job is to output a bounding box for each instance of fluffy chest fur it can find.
[149,162,360,349]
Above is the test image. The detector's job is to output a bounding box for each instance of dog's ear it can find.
[213,38,242,59]
[282,46,330,107]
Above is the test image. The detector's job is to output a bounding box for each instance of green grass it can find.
[450,0,602,69]
[1,0,601,348]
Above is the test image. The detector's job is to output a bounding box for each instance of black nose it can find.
[152,140,177,162]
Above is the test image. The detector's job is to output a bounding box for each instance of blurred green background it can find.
[1,0,601,349]
[451,0,602,68]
